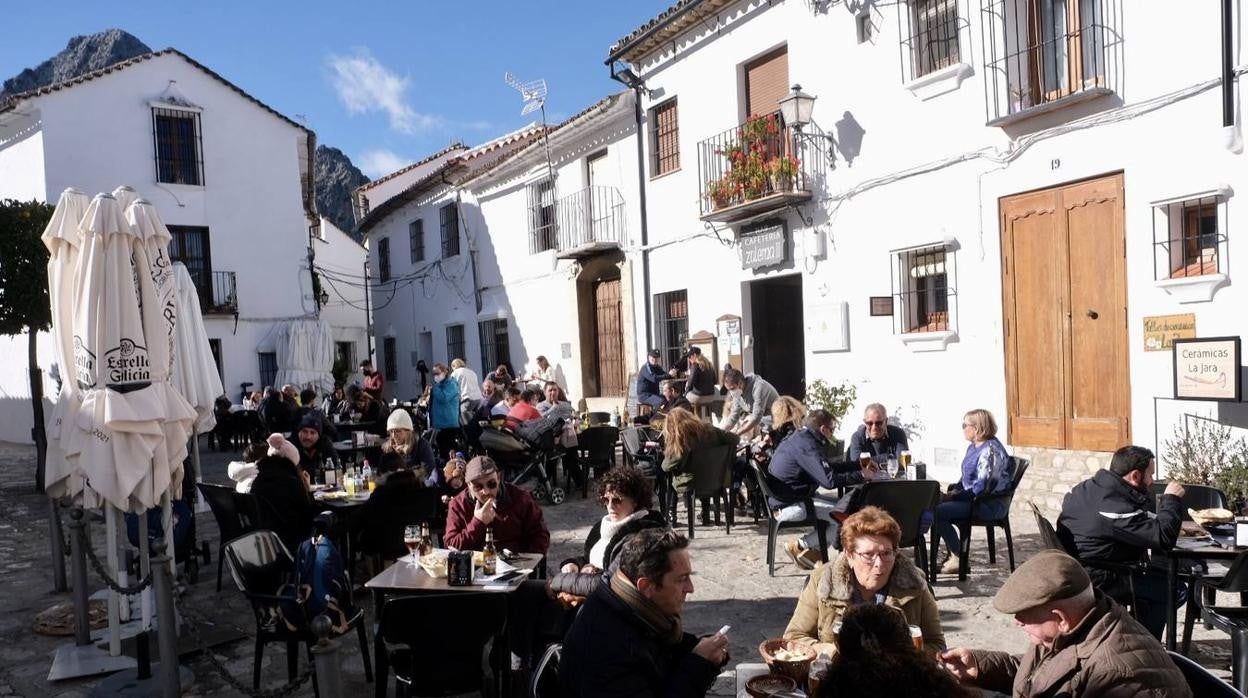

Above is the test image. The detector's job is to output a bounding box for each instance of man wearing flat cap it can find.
[443,456,550,555]
[940,550,1190,697]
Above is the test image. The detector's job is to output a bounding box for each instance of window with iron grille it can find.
[152,107,203,185]
[440,203,461,258]
[167,225,213,310]
[653,290,689,368]
[208,339,223,384]
[335,341,356,374]
[258,352,278,388]
[527,178,558,253]
[649,99,680,177]
[409,220,424,263]
[1151,191,1229,281]
[891,246,957,333]
[445,324,466,364]
[899,0,962,80]
[383,337,398,381]
[478,319,511,374]
[377,236,391,282]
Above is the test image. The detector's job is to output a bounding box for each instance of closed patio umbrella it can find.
[274,319,335,394]
[171,262,223,432]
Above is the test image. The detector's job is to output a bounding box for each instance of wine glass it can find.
[886,458,900,480]
[404,525,421,565]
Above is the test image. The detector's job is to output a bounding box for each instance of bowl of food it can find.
[417,550,449,578]
[1190,507,1235,526]
[758,639,815,684]
[745,673,797,698]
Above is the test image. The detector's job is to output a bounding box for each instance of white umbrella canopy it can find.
[171,262,223,432]
[41,188,90,499]
[274,319,335,394]
[111,185,139,213]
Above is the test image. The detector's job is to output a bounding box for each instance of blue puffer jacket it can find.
[430,378,461,430]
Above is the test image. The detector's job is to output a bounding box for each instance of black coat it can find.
[250,460,315,554]
[355,470,441,559]
[559,583,720,698]
[685,362,717,397]
[259,395,294,434]
[548,510,668,598]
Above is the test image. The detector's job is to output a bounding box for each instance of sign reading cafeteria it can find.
[739,221,787,270]
[1173,336,1242,402]
[1143,313,1196,351]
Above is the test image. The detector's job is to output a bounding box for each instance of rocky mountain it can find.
[1,29,151,98]
[315,146,370,239]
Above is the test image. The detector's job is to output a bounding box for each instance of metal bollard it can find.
[310,614,345,698]
[67,507,91,646]
[151,553,181,697]
[49,497,68,592]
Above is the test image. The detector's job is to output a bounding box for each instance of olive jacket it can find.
[782,551,945,658]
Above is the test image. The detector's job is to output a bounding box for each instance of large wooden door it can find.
[593,279,626,396]
[1001,173,1128,451]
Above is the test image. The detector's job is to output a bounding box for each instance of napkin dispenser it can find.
[1236,517,1248,548]
[447,551,474,586]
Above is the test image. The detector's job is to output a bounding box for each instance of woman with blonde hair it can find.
[661,407,739,524]
[752,395,808,469]
[934,408,1013,574]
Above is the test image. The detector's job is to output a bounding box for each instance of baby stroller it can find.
[479,419,567,505]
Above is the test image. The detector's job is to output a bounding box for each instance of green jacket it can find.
[661,428,739,494]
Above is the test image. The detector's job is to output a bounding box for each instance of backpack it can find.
[277,533,351,634]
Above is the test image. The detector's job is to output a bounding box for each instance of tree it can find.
[0,199,54,491]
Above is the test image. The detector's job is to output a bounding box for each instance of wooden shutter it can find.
[745,47,789,117]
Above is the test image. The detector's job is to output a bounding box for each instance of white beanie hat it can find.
[387,409,414,432]
[267,433,300,465]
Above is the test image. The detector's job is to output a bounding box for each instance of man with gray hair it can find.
[940,549,1190,696]
[847,403,909,463]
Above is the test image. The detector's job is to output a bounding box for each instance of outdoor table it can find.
[315,489,371,568]
[332,439,380,466]
[1166,531,1240,651]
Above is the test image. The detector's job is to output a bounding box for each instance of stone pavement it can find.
[0,439,1236,696]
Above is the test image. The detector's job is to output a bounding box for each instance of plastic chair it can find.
[585,411,611,426]
[197,483,258,591]
[1031,501,1143,617]
[529,643,561,698]
[1201,552,1248,693]
[1169,650,1247,696]
[681,443,737,538]
[376,594,507,697]
[1151,482,1230,644]
[578,425,621,497]
[223,530,372,691]
[858,480,940,582]
[937,457,1029,581]
[750,461,829,576]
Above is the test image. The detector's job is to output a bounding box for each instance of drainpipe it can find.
[609,73,654,354]
[1222,0,1235,127]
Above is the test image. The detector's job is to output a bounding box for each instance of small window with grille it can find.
[378,237,391,282]
[653,290,689,367]
[649,99,680,177]
[446,324,466,364]
[892,245,956,334]
[478,319,511,372]
[383,337,398,382]
[258,352,278,388]
[409,220,424,263]
[527,178,558,252]
[898,0,962,81]
[440,203,460,258]
[152,107,204,185]
[1152,190,1229,281]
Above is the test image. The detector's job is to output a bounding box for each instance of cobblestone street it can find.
[0,439,1235,696]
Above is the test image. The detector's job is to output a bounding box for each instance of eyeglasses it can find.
[961,422,973,429]
[601,495,628,506]
[853,550,896,564]
[864,420,885,427]
[471,479,500,492]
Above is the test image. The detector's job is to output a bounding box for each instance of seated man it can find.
[347,384,389,436]
[560,528,728,698]
[940,550,1191,697]
[768,409,878,569]
[493,386,520,417]
[291,414,338,482]
[1057,445,1185,638]
[535,381,569,416]
[847,403,909,463]
[444,456,550,555]
[720,366,778,437]
[656,379,692,416]
[636,349,668,409]
[294,386,337,440]
[258,386,293,434]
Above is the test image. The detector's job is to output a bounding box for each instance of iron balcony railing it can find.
[696,110,822,220]
[554,185,626,253]
[981,0,1122,124]
[193,270,238,315]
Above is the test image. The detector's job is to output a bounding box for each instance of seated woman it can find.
[684,352,717,399]
[380,409,437,485]
[933,408,1013,575]
[505,388,542,430]
[356,451,434,563]
[783,506,945,659]
[660,408,739,525]
[491,362,514,390]
[226,442,267,493]
[752,395,807,468]
[249,434,316,553]
[815,604,975,698]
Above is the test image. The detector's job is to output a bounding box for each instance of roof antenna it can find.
[504,71,555,184]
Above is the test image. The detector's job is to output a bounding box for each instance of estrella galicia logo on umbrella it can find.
[73,335,96,390]
[104,337,152,388]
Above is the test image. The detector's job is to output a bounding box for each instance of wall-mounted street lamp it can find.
[778,84,836,161]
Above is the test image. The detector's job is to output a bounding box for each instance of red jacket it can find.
[443,483,550,555]
[363,371,385,399]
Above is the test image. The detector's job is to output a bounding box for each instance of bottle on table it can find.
[899,450,912,479]
[362,460,374,492]
[807,652,831,695]
[417,522,433,557]
[610,407,621,427]
[482,526,498,575]
[324,458,339,488]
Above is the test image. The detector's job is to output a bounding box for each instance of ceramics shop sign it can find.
[739,221,787,270]
[1173,336,1241,401]
[1143,313,1196,352]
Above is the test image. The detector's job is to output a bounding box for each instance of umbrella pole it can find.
[138,513,152,630]
[192,429,208,515]
[103,506,121,656]
[48,496,67,592]
[160,493,177,632]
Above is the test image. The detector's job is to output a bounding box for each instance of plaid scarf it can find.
[608,570,683,645]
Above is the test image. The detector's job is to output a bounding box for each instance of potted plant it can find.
[767,155,799,192]
[803,379,858,458]
[704,177,736,210]
[1163,419,1248,511]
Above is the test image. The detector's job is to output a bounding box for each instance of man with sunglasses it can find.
[847,403,909,464]
[443,456,550,555]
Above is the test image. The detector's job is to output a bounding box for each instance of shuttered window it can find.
[744,46,790,118]
[649,99,680,177]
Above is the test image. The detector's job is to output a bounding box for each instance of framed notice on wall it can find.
[1173,336,1241,401]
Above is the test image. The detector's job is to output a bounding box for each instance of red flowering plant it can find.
[704,113,800,211]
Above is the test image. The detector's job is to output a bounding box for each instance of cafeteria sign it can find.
[1173,336,1241,402]
[739,221,787,270]
[1143,313,1196,351]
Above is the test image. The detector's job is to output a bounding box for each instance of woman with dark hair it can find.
[661,408,739,524]
[249,435,315,553]
[553,467,668,578]
[816,604,976,698]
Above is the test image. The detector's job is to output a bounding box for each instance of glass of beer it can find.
[899,450,912,468]
[909,625,923,651]
[404,525,421,564]
[858,453,872,468]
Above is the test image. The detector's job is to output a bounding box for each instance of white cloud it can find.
[357,149,410,178]
[326,50,441,134]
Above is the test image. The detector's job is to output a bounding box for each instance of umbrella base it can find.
[47,642,136,681]
[88,663,193,697]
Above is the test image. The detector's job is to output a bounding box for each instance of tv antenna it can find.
[504,71,555,183]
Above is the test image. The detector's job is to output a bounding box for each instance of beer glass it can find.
[404,525,421,564]
[909,625,923,651]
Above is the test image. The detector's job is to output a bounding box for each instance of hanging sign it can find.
[739,221,788,270]
[1143,313,1195,351]
[1173,336,1241,401]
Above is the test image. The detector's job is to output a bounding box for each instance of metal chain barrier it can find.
[82,532,153,596]
[181,609,316,698]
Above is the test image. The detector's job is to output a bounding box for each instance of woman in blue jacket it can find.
[429,362,462,456]
[933,408,1012,574]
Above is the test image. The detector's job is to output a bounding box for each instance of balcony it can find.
[697,111,820,224]
[528,185,626,259]
[192,270,238,315]
[981,0,1122,126]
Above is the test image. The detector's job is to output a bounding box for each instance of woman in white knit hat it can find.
[380,408,437,485]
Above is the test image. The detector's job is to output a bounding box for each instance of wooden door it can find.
[1001,173,1128,451]
[593,279,625,396]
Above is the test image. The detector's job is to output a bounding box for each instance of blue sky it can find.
[0,1,672,178]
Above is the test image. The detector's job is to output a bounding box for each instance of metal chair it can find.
[858,480,940,583]
[376,594,507,697]
[681,443,737,538]
[223,530,372,691]
[578,425,621,497]
[197,482,258,591]
[936,456,1029,581]
[749,461,829,576]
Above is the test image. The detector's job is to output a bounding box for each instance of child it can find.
[227,442,268,493]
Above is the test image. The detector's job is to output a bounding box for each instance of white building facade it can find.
[607,0,1246,492]
[0,49,362,441]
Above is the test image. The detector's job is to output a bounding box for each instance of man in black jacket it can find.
[1056,445,1185,638]
[560,529,727,698]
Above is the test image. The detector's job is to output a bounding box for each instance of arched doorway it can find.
[577,252,627,397]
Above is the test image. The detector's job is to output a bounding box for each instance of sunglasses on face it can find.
[471,479,500,492]
[601,495,628,506]
[962,422,973,429]
[864,420,884,427]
